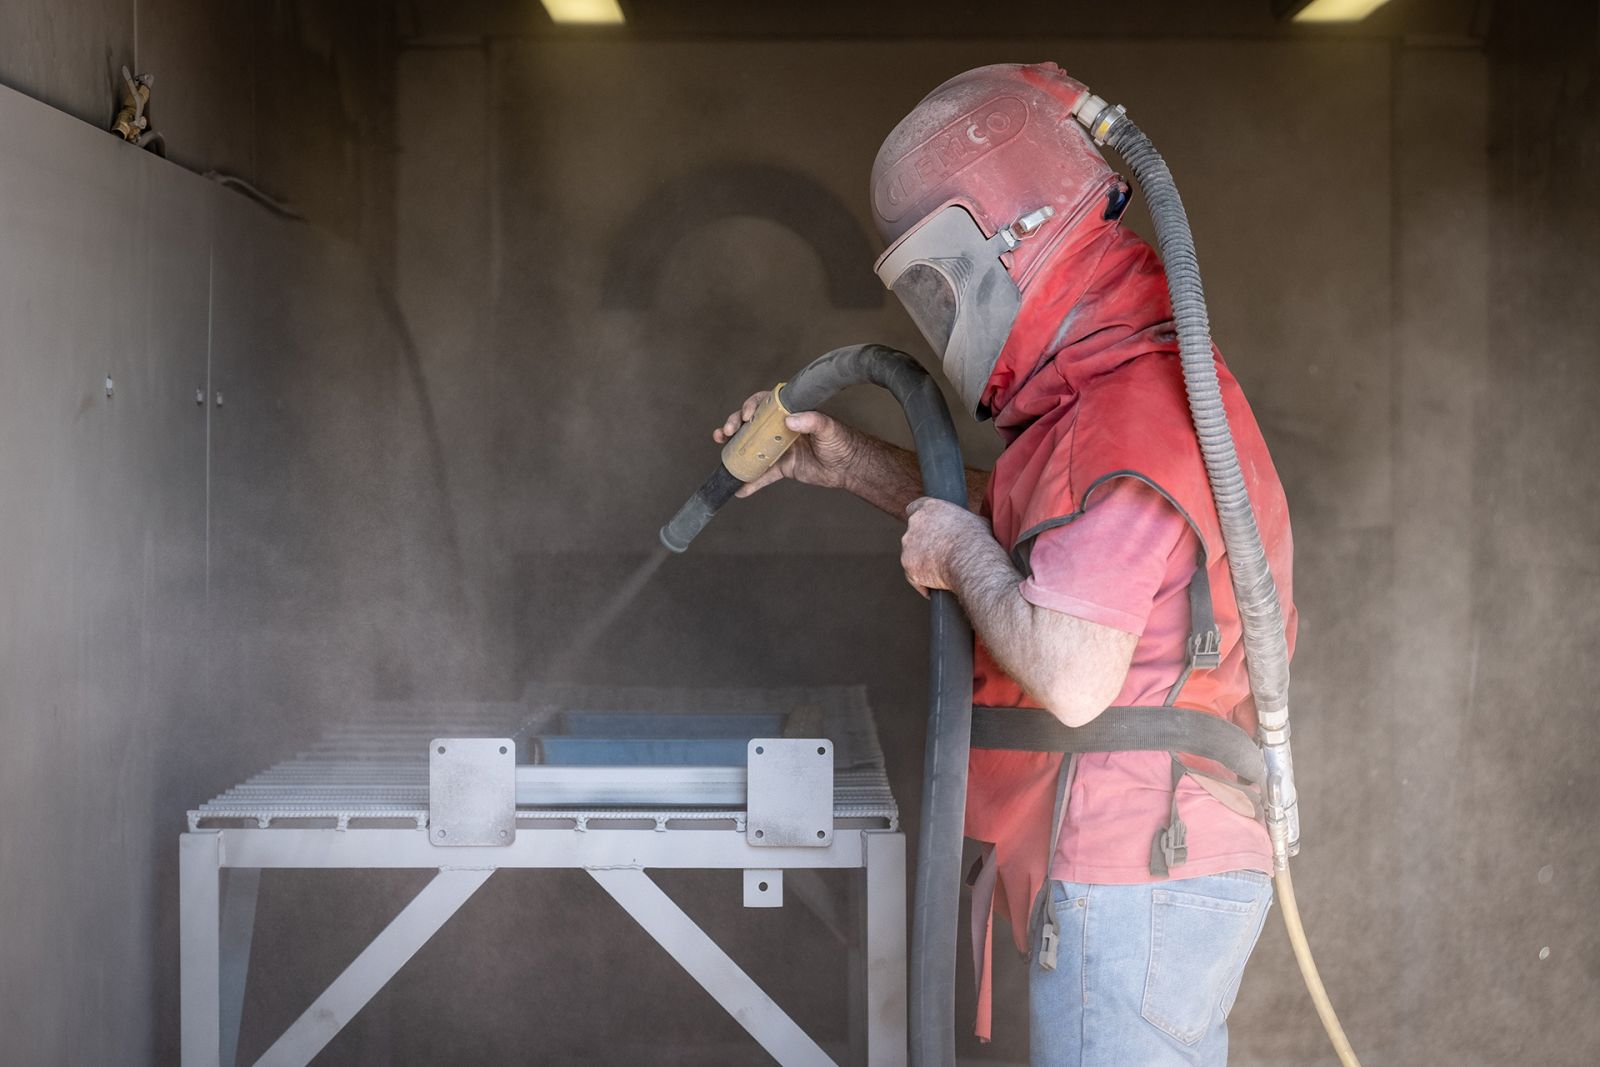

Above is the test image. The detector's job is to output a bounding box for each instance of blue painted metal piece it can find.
[559,712,785,739]
[532,711,789,766]
[536,738,749,766]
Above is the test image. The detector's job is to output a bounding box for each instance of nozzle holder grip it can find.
[721,384,796,482]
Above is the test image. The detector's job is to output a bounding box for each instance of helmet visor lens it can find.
[889,263,959,353]
[874,205,1022,417]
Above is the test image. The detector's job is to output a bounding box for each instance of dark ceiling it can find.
[399,0,1492,46]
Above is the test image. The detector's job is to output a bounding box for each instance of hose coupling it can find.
[111,66,156,143]
[1256,703,1291,748]
[1071,93,1127,146]
[1257,723,1291,748]
[1263,741,1302,866]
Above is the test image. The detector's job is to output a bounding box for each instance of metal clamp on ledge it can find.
[746,738,834,847]
[428,738,516,846]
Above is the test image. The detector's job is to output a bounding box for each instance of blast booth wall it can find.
[1,6,1597,1066]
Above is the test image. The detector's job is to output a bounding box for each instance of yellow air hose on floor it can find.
[1275,865,1363,1067]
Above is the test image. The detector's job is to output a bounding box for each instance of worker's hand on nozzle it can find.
[901,496,991,598]
[713,391,862,498]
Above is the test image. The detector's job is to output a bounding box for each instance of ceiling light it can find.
[1289,0,1393,22]
[541,0,625,25]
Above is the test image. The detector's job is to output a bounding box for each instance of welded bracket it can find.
[747,738,833,847]
[429,738,515,846]
[743,869,783,908]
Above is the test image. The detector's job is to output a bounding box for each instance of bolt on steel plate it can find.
[429,737,516,846]
[746,738,834,847]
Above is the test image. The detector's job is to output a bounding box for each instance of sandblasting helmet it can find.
[870,63,1128,419]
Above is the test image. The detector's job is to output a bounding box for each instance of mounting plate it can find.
[743,869,783,907]
[429,737,515,846]
[746,738,833,847]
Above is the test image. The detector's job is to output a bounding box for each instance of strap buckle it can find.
[1162,819,1188,868]
[1039,919,1059,971]
[1188,627,1222,671]
[1150,818,1189,877]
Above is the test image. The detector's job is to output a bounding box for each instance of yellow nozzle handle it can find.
[721,383,799,482]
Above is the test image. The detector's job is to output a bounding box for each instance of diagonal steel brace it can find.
[590,867,836,1067]
[251,868,493,1067]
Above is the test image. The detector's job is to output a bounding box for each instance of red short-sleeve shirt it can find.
[1018,478,1272,883]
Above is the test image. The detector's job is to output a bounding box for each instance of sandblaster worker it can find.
[713,63,1295,1066]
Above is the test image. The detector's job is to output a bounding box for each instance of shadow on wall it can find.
[600,161,885,311]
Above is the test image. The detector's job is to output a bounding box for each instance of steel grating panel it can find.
[189,686,898,831]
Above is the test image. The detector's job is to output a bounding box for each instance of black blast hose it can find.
[660,344,972,1067]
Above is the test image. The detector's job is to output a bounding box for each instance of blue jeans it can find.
[1029,870,1274,1067]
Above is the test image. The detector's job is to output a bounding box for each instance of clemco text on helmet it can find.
[873,96,1028,224]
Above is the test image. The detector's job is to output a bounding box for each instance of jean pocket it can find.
[1220,896,1272,1019]
[1140,887,1267,1046]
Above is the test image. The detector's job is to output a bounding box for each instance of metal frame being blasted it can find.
[179,687,907,1067]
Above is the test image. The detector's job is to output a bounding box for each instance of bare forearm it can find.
[942,532,1061,706]
[842,430,989,518]
[940,527,1133,727]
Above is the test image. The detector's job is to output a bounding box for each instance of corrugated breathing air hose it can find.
[1089,101,1362,1067]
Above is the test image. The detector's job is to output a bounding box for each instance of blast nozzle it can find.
[720,385,797,481]
[658,383,797,553]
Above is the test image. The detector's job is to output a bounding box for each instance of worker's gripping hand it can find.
[713,391,863,498]
[901,496,994,598]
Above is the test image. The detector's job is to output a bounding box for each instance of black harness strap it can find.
[1031,754,1076,971]
[997,474,1247,881]
[970,704,1265,786]
[1162,547,1222,707]
[1141,550,1228,875]
[1149,756,1189,877]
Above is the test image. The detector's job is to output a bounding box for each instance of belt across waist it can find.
[970,704,1265,786]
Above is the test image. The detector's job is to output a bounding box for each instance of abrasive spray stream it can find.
[542,546,672,679]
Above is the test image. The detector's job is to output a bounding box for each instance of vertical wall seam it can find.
[204,235,213,598]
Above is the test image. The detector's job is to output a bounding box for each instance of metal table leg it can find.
[220,869,261,1067]
[863,831,908,1067]
[181,833,223,1067]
